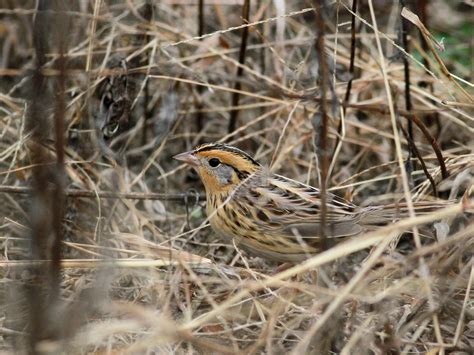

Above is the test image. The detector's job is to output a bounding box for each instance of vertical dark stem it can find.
[417,0,442,138]
[314,0,329,248]
[140,1,153,145]
[196,0,205,134]
[28,1,49,351]
[142,69,150,144]
[333,0,357,153]
[257,0,265,76]
[399,123,437,197]
[400,1,413,139]
[51,11,67,294]
[343,0,357,113]
[257,0,266,136]
[228,0,251,133]
[26,0,68,350]
[400,0,416,176]
[400,1,447,183]
[198,0,204,37]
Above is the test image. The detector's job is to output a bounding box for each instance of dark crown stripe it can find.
[195,143,261,167]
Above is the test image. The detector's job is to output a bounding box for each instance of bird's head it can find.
[174,143,261,194]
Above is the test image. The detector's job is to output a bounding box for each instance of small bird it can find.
[174,143,443,262]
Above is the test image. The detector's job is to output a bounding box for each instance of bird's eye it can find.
[209,158,221,167]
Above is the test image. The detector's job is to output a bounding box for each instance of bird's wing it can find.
[238,173,363,239]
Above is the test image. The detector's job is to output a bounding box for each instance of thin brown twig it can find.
[402,113,449,179]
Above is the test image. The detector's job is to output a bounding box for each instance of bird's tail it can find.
[359,200,453,227]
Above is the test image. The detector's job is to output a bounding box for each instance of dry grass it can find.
[1,0,473,353]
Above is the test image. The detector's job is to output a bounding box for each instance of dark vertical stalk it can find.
[196,0,205,134]
[257,0,266,137]
[333,0,357,153]
[140,1,153,145]
[417,0,442,138]
[400,1,412,112]
[400,2,447,181]
[198,0,204,37]
[228,0,251,133]
[399,1,414,144]
[343,0,357,114]
[26,0,68,350]
[27,1,49,350]
[399,0,417,179]
[51,9,67,294]
[142,67,150,144]
[257,0,265,76]
[314,0,329,248]
[399,122,437,196]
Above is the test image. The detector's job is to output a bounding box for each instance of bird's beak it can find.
[173,151,200,167]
